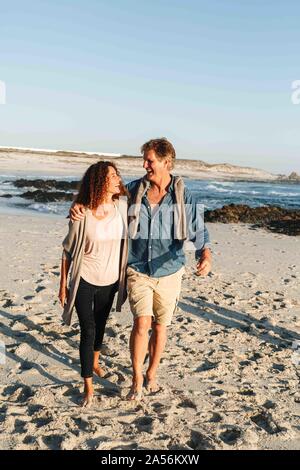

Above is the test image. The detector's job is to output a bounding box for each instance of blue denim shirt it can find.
[126,176,210,277]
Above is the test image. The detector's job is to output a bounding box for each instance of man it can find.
[70,138,212,400]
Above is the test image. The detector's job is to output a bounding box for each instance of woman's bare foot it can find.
[81,392,94,408]
[81,379,94,408]
[93,365,106,378]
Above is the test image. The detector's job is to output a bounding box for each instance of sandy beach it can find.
[0,212,299,450]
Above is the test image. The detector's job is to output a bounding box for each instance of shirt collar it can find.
[141,174,174,199]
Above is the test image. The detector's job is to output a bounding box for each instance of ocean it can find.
[0,174,299,217]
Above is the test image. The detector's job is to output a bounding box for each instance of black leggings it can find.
[75,277,118,378]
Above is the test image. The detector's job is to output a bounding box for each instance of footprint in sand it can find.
[2,383,34,403]
[250,411,284,435]
[196,359,219,372]
[219,426,243,446]
[20,360,36,371]
[35,286,46,293]
[210,389,225,397]
[105,327,117,338]
[23,295,43,304]
[209,412,223,423]
[188,429,217,450]
[2,299,14,309]
[178,398,197,410]
[133,416,156,433]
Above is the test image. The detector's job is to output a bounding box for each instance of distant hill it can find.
[0,146,296,182]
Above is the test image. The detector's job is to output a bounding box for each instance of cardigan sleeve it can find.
[62,220,80,262]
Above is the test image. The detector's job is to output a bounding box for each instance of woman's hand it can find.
[70,203,86,222]
[59,284,69,307]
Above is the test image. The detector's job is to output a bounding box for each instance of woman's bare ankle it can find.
[83,379,94,394]
[93,365,105,377]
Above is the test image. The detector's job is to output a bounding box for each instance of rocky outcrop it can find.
[205,204,300,236]
[2,178,79,203]
[287,172,300,181]
[6,179,78,202]
[20,190,74,203]
[10,179,79,191]
[276,172,300,182]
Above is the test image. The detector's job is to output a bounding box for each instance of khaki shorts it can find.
[127,266,185,326]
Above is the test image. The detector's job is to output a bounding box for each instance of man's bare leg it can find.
[128,316,152,399]
[146,322,167,392]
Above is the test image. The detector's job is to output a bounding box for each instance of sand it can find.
[0,213,299,450]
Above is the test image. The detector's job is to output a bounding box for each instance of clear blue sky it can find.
[1,0,300,174]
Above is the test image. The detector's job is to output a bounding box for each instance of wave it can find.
[205,185,260,195]
[209,181,235,186]
[268,190,300,197]
[28,203,61,214]
[205,185,230,192]
[0,174,19,178]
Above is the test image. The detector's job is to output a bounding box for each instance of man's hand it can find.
[196,248,212,276]
[70,203,86,222]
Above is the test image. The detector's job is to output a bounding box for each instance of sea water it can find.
[0,174,299,217]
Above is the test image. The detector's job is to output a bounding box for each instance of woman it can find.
[59,161,128,407]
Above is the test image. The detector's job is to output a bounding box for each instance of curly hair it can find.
[75,161,128,210]
[141,137,176,170]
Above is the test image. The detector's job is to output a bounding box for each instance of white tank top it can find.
[80,204,123,286]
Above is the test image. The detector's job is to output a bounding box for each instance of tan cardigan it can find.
[61,197,128,326]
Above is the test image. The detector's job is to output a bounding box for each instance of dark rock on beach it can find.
[205,204,300,236]
[10,179,80,191]
[6,179,78,202]
[20,190,75,203]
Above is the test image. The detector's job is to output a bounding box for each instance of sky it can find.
[1,0,300,175]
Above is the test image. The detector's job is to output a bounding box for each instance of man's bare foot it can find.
[93,365,106,378]
[126,375,143,401]
[145,374,160,393]
[126,386,143,401]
